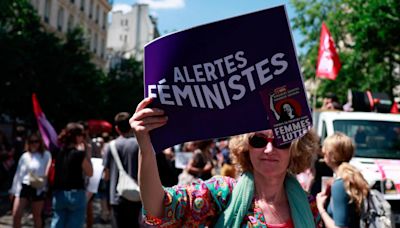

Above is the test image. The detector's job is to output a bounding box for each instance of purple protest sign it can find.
[144,5,312,153]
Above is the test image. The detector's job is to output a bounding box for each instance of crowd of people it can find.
[0,94,375,228]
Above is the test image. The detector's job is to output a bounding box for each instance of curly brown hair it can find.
[58,122,84,147]
[230,130,319,175]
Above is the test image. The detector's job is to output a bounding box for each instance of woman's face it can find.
[248,130,291,178]
[322,146,335,169]
[28,137,41,151]
[75,132,85,145]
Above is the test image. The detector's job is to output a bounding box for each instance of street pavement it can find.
[0,195,111,228]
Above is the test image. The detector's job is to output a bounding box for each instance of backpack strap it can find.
[109,140,127,175]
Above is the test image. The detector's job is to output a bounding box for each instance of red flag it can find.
[32,93,59,150]
[391,101,399,114]
[316,22,341,80]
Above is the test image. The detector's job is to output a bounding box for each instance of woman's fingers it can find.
[134,107,165,120]
[137,116,168,126]
[145,122,168,132]
[130,103,167,134]
[135,97,153,113]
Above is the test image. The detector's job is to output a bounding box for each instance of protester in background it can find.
[51,123,93,228]
[99,132,112,223]
[321,92,342,110]
[103,112,141,228]
[182,141,196,152]
[77,121,95,228]
[218,138,236,178]
[186,140,214,180]
[316,133,369,228]
[10,133,51,228]
[130,98,320,227]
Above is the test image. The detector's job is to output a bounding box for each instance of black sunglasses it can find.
[29,140,40,144]
[248,135,291,149]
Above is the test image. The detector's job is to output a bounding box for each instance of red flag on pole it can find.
[32,93,59,150]
[316,22,341,80]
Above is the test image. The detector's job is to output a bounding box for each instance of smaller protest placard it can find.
[174,151,194,169]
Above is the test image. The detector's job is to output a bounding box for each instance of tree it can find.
[0,0,107,130]
[103,58,144,121]
[290,0,400,105]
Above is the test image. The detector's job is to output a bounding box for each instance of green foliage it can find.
[0,0,110,130]
[290,0,400,105]
[104,58,144,121]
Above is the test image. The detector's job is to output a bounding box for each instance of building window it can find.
[102,12,107,30]
[94,33,98,53]
[67,15,74,31]
[89,0,93,18]
[87,29,92,49]
[57,7,64,31]
[44,0,51,23]
[101,39,105,58]
[80,0,85,11]
[95,5,99,24]
[125,19,128,26]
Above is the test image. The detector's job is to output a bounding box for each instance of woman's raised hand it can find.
[129,97,168,137]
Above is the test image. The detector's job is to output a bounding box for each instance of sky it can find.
[111,0,305,52]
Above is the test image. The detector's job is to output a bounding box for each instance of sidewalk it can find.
[0,195,111,228]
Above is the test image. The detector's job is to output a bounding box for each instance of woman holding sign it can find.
[130,97,320,227]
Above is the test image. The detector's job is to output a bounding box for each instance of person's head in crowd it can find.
[195,139,214,152]
[322,92,341,110]
[15,125,27,139]
[77,120,90,138]
[230,130,319,176]
[25,132,45,154]
[217,138,229,150]
[94,137,104,148]
[101,132,111,142]
[182,141,196,152]
[58,122,85,148]
[322,132,354,168]
[114,112,132,135]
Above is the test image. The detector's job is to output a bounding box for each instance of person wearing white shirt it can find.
[10,133,51,228]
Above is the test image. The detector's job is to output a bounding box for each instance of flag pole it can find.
[312,77,319,126]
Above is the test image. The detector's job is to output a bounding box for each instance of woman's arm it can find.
[187,158,202,176]
[316,184,349,228]
[130,97,168,218]
[82,157,93,177]
[270,94,280,120]
[9,155,25,196]
[202,161,213,174]
[45,151,52,177]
